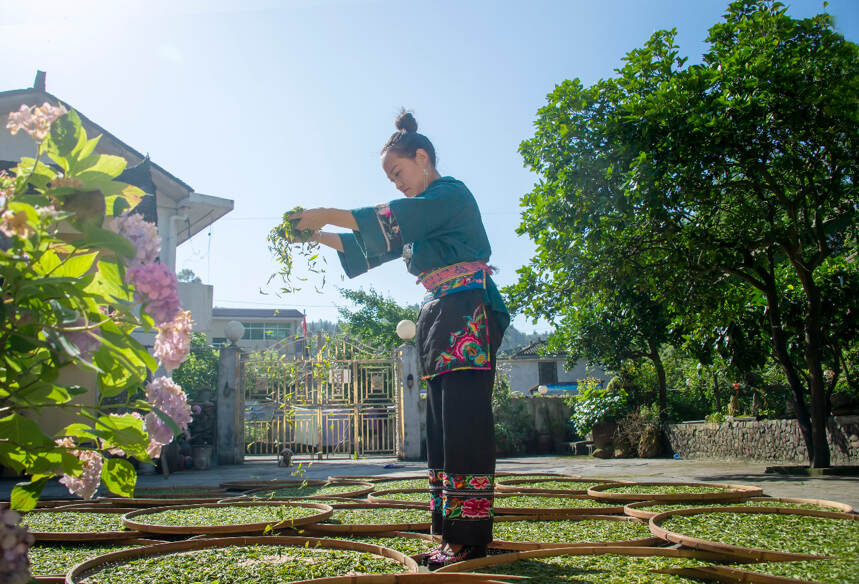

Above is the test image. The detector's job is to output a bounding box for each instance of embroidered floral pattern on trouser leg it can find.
[428,468,444,534]
[442,474,494,519]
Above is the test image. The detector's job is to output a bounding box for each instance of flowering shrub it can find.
[0,103,193,526]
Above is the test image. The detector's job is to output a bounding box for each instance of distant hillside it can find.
[498,325,546,356]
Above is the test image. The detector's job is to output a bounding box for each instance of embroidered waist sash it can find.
[418,261,491,305]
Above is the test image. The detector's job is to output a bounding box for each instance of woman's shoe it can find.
[419,543,447,566]
[426,544,488,569]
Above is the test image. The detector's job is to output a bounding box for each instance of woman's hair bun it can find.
[395,109,418,133]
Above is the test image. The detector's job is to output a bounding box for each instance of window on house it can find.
[538,361,558,385]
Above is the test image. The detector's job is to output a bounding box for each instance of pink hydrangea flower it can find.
[55,438,103,500]
[0,508,35,584]
[108,213,160,266]
[127,263,181,325]
[153,310,193,371]
[143,377,192,448]
[6,102,68,142]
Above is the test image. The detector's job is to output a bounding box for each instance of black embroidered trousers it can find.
[425,310,501,547]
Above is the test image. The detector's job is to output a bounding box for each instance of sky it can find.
[2,0,857,334]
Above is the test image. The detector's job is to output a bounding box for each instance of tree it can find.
[170,333,219,402]
[511,0,858,466]
[337,288,419,351]
[177,268,201,283]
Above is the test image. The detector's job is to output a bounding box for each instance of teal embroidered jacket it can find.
[336,176,509,331]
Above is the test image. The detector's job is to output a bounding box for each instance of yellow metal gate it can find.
[243,336,400,458]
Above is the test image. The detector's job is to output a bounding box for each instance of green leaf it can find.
[96,414,150,460]
[32,249,62,276]
[84,260,132,302]
[52,251,98,278]
[0,413,54,448]
[77,226,136,259]
[101,458,136,497]
[76,154,127,182]
[10,476,50,511]
[14,382,72,407]
[48,109,84,158]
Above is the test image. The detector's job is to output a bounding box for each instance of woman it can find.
[292,111,509,567]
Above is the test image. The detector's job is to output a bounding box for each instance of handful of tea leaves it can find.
[267,206,326,294]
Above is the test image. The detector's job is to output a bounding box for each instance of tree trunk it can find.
[711,371,722,412]
[649,345,667,420]
[795,266,831,468]
[761,277,816,464]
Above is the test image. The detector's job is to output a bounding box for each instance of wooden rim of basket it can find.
[95,496,229,507]
[298,502,432,534]
[289,574,529,584]
[494,493,625,516]
[648,506,856,562]
[244,481,374,499]
[24,507,142,542]
[329,474,428,484]
[121,501,333,534]
[658,562,834,584]
[368,489,430,508]
[219,478,332,491]
[587,481,763,502]
[489,514,662,550]
[433,544,737,573]
[64,535,419,583]
[495,477,625,494]
[624,496,855,521]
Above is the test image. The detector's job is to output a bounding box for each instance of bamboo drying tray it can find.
[493,493,625,517]
[244,480,374,499]
[488,515,663,550]
[121,501,332,535]
[65,535,420,583]
[23,508,142,542]
[624,496,854,521]
[587,481,763,503]
[495,477,625,494]
[648,506,857,562]
[433,544,736,573]
[31,538,163,583]
[298,503,433,535]
[367,488,431,508]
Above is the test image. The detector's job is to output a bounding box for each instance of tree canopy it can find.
[508,0,858,466]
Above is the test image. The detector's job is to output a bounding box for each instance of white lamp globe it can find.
[396,319,416,341]
[224,320,245,345]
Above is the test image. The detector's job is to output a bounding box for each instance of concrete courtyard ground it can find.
[5,454,857,509]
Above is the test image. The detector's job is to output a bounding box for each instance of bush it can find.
[566,377,628,437]
[171,333,219,402]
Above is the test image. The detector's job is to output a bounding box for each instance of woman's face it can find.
[382,149,430,197]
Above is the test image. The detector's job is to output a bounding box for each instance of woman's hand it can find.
[289,208,359,232]
[289,208,330,232]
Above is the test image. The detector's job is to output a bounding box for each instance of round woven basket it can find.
[24,508,142,542]
[624,495,855,521]
[244,480,374,500]
[493,493,625,517]
[495,477,625,495]
[656,562,858,584]
[288,573,531,583]
[121,501,333,535]
[329,474,427,484]
[488,515,664,550]
[648,506,859,562]
[587,481,763,503]
[64,535,419,583]
[433,544,736,574]
[298,503,433,535]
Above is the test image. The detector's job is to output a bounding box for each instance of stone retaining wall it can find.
[665,415,859,464]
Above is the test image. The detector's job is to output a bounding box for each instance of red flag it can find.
[301,314,308,338]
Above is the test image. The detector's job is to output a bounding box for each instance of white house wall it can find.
[501,359,607,393]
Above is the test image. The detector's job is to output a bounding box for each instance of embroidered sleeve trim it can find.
[374,203,403,253]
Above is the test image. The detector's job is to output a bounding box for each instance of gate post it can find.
[395,342,421,460]
[216,321,245,465]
